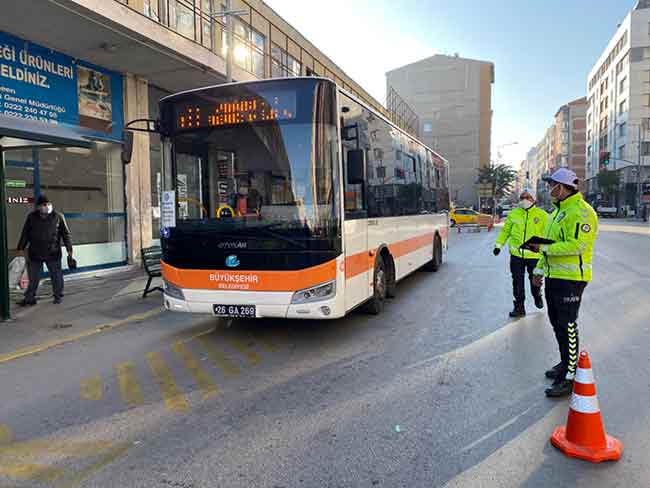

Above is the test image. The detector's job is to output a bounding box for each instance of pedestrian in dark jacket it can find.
[16,195,73,305]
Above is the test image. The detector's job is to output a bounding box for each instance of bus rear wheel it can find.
[364,257,387,315]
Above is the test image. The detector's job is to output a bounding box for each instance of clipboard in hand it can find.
[520,236,555,251]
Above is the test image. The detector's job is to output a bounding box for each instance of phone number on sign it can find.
[3,109,58,125]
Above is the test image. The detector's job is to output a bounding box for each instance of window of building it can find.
[423,122,433,133]
[587,130,592,141]
[644,94,650,107]
[271,43,301,78]
[620,77,626,94]
[376,166,386,179]
[619,99,627,114]
[643,142,650,156]
[169,0,195,40]
[221,18,266,78]
[588,145,592,157]
[619,145,625,160]
[644,47,650,60]
[619,122,626,137]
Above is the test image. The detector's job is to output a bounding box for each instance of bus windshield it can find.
[160,79,341,267]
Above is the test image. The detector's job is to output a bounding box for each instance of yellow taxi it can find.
[449,208,491,226]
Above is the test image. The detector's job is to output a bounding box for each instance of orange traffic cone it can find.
[550,351,623,463]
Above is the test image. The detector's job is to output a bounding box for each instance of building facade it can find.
[554,98,587,181]
[585,0,650,212]
[0,0,387,271]
[385,55,494,208]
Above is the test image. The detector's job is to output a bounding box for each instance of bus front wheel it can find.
[364,257,387,315]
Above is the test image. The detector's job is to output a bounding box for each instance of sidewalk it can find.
[0,267,164,361]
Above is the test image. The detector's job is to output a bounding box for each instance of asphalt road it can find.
[1,220,649,488]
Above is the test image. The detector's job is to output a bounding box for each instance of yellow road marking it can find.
[0,440,113,460]
[196,336,240,377]
[223,336,261,365]
[0,308,162,365]
[115,362,144,408]
[57,442,130,488]
[146,352,190,413]
[0,425,13,445]
[80,377,102,401]
[0,462,63,483]
[172,342,218,400]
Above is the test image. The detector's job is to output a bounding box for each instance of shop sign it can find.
[5,179,26,188]
[0,30,123,140]
[7,196,33,204]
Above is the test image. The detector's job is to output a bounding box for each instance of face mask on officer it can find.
[40,203,53,216]
[519,192,534,209]
[550,184,565,202]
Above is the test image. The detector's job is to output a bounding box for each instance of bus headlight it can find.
[291,280,336,304]
[164,281,185,300]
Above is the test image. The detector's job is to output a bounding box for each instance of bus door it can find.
[343,147,370,310]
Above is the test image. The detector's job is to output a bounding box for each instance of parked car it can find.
[449,208,492,226]
[596,206,618,218]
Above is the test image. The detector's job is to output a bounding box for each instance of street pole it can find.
[0,145,10,322]
[638,124,643,219]
[226,0,233,83]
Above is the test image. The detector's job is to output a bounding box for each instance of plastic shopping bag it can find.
[8,256,26,290]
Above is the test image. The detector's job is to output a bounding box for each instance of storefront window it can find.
[5,143,127,269]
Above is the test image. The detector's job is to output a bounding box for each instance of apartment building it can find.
[386,55,494,208]
[586,0,650,210]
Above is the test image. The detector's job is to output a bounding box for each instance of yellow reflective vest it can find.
[495,206,549,260]
[534,193,598,282]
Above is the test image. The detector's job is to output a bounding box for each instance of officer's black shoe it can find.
[53,297,62,305]
[545,379,573,398]
[509,303,525,318]
[534,294,544,309]
[545,362,563,379]
[17,299,36,307]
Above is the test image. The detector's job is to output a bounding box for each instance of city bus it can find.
[155,77,449,320]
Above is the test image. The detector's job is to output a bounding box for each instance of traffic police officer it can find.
[493,188,548,318]
[530,168,598,397]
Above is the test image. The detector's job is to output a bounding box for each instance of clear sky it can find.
[265,0,635,166]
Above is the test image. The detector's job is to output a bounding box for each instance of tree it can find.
[477,164,518,200]
[597,169,620,203]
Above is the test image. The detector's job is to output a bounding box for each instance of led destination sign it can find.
[176,91,296,130]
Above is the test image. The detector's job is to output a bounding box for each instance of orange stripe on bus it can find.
[389,233,434,259]
[345,232,435,280]
[161,259,337,292]
[345,252,373,280]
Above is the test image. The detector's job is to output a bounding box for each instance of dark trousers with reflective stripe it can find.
[545,278,587,380]
[510,255,541,308]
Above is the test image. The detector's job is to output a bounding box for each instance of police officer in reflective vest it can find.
[530,168,598,397]
[493,188,548,318]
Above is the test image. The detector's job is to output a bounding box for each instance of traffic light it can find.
[599,151,611,168]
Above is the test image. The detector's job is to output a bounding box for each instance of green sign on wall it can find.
[5,180,26,189]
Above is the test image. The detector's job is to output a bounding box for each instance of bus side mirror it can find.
[347,149,365,185]
[121,131,134,164]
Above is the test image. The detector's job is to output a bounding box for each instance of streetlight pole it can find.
[210,3,248,83]
[493,141,518,219]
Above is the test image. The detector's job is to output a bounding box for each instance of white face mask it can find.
[520,200,534,210]
[40,204,53,215]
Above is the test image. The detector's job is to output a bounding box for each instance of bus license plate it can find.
[212,304,256,318]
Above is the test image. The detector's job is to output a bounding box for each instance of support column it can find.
[124,74,153,265]
[0,146,10,321]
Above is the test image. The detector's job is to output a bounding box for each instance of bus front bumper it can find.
[163,289,342,320]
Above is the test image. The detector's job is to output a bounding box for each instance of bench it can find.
[142,246,163,298]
